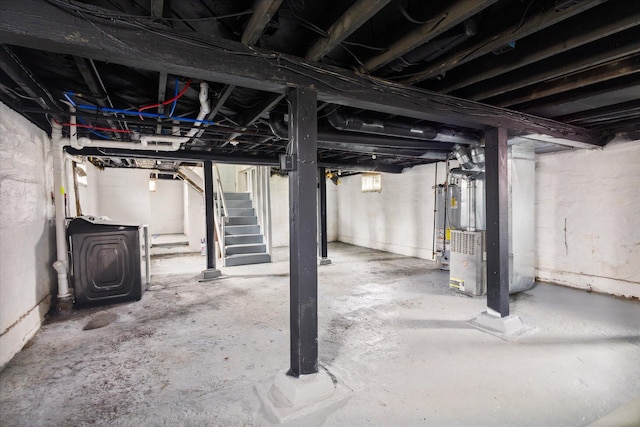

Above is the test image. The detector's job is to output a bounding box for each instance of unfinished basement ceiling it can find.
[0,0,638,172]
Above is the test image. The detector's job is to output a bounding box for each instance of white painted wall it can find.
[185,180,206,252]
[76,161,100,216]
[270,174,339,248]
[96,168,151,226]
[149,179,184,234]
[535,139,640,298]
[0,102,55,369]
[217,163,238,192]
[336,164,447,260]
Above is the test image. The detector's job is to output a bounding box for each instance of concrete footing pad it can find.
[469,311,528,338]
[198,268,221,282]
[256,368,351,424]
[319,258,332,266]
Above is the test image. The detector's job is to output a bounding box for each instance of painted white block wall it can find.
[185,181,206,252]
[336,164,447,260]
[149,179,184,234]
[96,168,151,227]
[269,174,338,248]
[535,139,640,298]
[0,102,55,368]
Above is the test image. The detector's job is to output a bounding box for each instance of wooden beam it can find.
[470,32,640,101]
[150,0,168,19]
[305,0,391,62]
[241,0,283,46]
[441,3,640,93]
[73,56,125,134]
[403,0,607,85]
[520,75,640,115]
[555,99,640,125]
[497,55,640,108]
[364,0,496,72]
[0,44,60,111]
[0,0,596,145]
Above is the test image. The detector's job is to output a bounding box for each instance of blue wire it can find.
[63,92,215,125]
[169,76,179,117]
[76,115,110,139]
[63,92,77,107]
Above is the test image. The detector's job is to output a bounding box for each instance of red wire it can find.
[61,123,132,133]
[138,79,192,113]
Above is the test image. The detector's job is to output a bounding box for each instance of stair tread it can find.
[226,242,266,248]
[226,252,269,257]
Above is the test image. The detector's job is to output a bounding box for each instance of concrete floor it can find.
[1,243,639,426]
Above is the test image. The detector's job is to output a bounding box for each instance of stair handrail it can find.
[212,164,228,262]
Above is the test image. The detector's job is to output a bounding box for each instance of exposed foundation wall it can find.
[96,168,152,226]
[336,163,448,260]
[185,181,205,253]
[270,174,338,248]
[535,139,640,298]
[0,102,56,369]
[149,179,184,234]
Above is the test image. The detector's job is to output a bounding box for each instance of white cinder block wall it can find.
[535,139,640,298]
[269,174,338,248]
[336,163,448,260]
[0,102,56,368]
[95,168,152,226]
[149,179,184,234]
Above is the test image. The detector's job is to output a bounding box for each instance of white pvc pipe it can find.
[185,82,210,138]
[68,105,82,150]
[139,135,186,148]
[51,121,71,299]
[78,137,181,151]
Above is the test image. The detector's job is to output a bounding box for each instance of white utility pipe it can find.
[78,137,181,151]
[185,82,210,138]
[51,121,71,299]
[139,135,186,149]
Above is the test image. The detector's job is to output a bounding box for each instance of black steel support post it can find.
[319,167,329,260]
[204,160,216,270]
[288,86,319,377]
[485,127,510,317]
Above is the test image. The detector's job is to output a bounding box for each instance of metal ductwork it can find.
[327,109,477,145]
[269,112,455,155]
[454,144,485,170]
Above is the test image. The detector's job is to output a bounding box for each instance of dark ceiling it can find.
[0,0,638,173]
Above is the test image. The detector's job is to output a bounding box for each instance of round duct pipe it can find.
[269,112,455,154]
[327,109,477,145]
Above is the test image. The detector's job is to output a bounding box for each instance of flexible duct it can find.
[269,112,454,154]
[327,109,478,145]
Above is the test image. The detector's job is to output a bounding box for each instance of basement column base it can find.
[257,368,351,423]
[199,268,221,282]
[319,257,332,266]
[470,311,526,337]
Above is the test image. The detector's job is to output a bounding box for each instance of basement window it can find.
[75,163,87,187]
[361,173,382,193]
